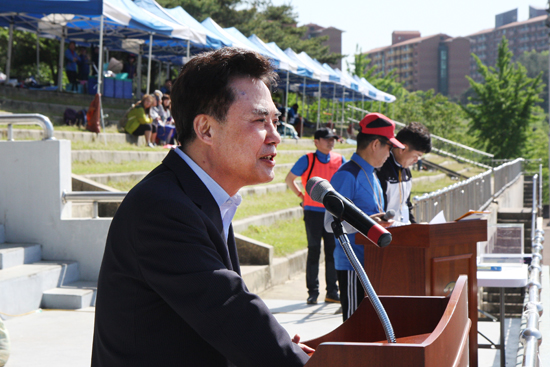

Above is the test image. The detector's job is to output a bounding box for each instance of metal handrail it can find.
[62,190,127,219]
[520,173,543,367]
[0,113,55,140]
[413,159,523,223]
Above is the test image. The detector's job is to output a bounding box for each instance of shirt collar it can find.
[174,147,242,211]
[315,150,331,163]
[390,150,403,168]
[351,152,375,174]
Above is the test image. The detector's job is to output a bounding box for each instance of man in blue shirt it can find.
[325,112,404,321]
[64,41,78,92]
[285,128,346,305]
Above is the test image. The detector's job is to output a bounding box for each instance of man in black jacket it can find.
[376,122,431,226]
[91,48,312,367]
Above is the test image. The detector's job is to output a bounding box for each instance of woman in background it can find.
[124,94,157,148]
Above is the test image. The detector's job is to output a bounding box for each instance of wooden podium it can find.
[304,275,471,366]
[355,220,487,367]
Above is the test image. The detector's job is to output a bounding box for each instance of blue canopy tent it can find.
[223,27,280,69]
[201,17,248,49]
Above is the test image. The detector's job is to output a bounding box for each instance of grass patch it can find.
[234,189,300,220]
[105,179,140,191]
[411,176,461,197]
[240,217,307,257]
[72,160,159,175]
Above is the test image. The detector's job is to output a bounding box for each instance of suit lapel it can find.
[162,150,238,272]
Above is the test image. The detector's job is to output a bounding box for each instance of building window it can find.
[438,44,448,96]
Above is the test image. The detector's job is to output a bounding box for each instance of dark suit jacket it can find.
[91,149,309,367]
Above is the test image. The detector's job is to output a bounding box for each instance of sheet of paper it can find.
[429,210,446,224]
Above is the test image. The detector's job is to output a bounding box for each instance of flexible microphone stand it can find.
[331,218,396,343]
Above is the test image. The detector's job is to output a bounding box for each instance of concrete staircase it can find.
[0,243,96,317]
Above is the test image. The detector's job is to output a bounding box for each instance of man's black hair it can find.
[395,122,431,153]
[171,47,278,147]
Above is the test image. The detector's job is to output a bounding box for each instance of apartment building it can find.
[468,8,548,83]
[365,32,471,97]
[303,23,344,69]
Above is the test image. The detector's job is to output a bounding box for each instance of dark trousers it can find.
[304,210,338,298]
[66,70,78,91]
[337,270,365,322]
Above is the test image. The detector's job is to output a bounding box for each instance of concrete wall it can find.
[0,140,110,281]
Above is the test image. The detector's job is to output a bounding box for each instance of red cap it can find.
[359,113,405,149]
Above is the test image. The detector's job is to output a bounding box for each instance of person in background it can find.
[160,78,172,95]
[149,90,163,145]
[285,127,345,305]
[156,95,176,145]
[287,103,303,137]
[376,122,431,226]
[64,41,79,92]
[325,112,403,321]
[124,94,157,148]
[77,47,90,85]
[122,54,137,79]
[92,47,312,367]
[91,46,99,76]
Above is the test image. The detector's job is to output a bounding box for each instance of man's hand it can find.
[292,334,315,355]
[370,213,394,228]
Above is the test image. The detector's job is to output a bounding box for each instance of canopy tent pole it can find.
[6,22,13,83]
[36,32,40,78]
[146,33,153,95]
[362,95,364,111]
[57,27,66,92]
[341,90,345,138]
[105,48,109,69]
[166,62,170,82]
[187,39,190,59]
[97,15,106,144]
[284,71,289,138]
[316,81,321,130]
[157,60,162,90]
[331,84,336,128]
[136,45,143,99]
[301,77,306,138]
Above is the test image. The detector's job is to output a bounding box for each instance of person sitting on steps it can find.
[124,94,157,148]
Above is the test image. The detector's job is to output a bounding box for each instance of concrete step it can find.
[0,243,42,269]
[41,280,97,310]
[0,261,80,317]
[497,208,533,220]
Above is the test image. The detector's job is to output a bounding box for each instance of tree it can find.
[516,49,548,113]
[462,37,544,159]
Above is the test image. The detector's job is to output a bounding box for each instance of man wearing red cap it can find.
[325,112,404,321]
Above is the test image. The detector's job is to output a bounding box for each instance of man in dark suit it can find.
[91,48,312,366]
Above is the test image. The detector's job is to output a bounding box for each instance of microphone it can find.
[382,209,395,222]
[306,177,392,248]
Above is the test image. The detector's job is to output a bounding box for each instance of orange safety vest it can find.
[301,152,343,208]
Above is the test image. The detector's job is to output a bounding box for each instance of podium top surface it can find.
[356,220,488,248]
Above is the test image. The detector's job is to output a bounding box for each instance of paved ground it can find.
[4,262,544,366]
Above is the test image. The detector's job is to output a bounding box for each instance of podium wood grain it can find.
[304,275,471,366]
[355,220,487,367]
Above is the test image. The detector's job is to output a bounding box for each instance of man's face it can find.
[314,137,335,155]
[209,77,281,192]
[372,139,392,168]
[396,145,424,168]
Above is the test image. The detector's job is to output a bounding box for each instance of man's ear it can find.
[193,114,214,146]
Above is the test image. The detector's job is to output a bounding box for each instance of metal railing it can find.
[413,159,523,223]
[346,105,494,168]
[520,173,543,367]
[0,113,55,140]
[62,191,126,218]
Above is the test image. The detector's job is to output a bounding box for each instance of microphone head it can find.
[383,209,396,221]
[306,177,332,203]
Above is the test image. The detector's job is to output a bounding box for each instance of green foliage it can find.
[462,37,544,159]
[0,28,60,83]
[516,49,549,113]
[392,90,470,144]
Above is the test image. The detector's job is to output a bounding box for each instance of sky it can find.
[270,0,548,70]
